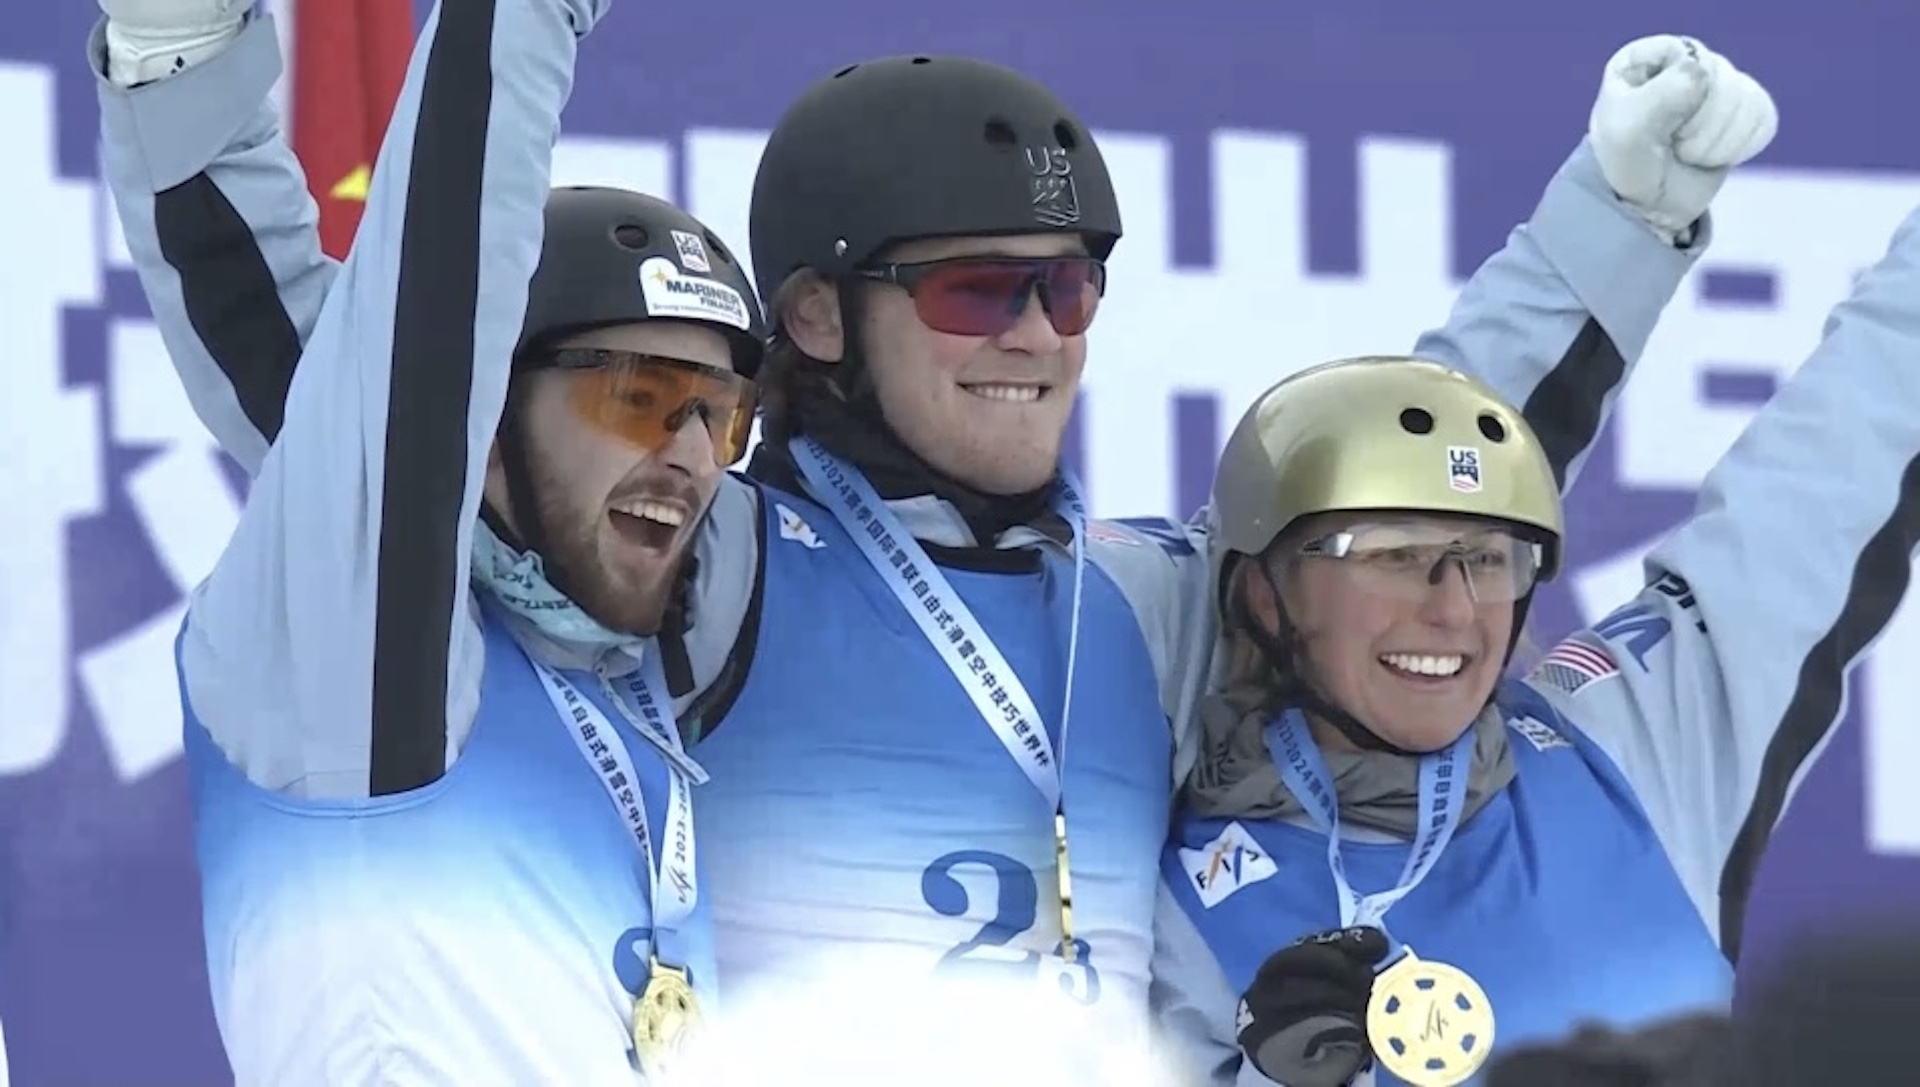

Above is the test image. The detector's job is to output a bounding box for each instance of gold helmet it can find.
[1209,355,1565,606]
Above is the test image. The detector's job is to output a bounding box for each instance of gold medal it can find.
[631,958,703,1079]
[1365,947,1495,1087]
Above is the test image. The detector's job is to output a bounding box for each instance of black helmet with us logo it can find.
[516,186,768,379]
[747,54,1124,309]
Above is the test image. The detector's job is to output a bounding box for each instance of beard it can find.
[523,452,689,638]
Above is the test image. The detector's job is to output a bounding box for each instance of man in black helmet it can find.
[744,56,1125,506]
[90,0,1776,1077]
[90,0,758,1080]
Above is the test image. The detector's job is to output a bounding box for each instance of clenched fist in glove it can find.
[1236,927,1392,1087]
[98,0,249,88]
[1589,35,1778,246]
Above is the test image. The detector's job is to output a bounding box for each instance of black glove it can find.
[1235,926,1391,1087]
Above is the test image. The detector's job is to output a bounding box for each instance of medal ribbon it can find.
[1264,709,1472,940]
[790,436,1088,960]
[532,646,703,975]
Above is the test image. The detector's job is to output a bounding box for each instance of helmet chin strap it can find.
[1241,563,1533,758]
[490,395,550,562]
[832,276,883,410]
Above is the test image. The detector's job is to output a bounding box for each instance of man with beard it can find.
[90,0,763,1081]
[90,0,1775,1077]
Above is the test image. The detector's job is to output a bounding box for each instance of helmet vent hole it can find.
[983,118,1019,149]
[833,64,858,78]
[1399,407,1435,435]
[1053,120,1079,150]
[910,56,932,65]
[704,231,733,266]
[1477,412,1508,442]
[613,224,650,250]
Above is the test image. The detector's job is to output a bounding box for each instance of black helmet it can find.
[517,187,768,378]
[749,55,1123,307]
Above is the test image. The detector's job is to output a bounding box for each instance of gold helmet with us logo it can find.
[1207,355,1565,612]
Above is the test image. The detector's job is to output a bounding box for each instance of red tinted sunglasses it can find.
[856,256,1108,338]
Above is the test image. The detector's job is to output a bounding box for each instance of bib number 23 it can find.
[920,849,1100,1004]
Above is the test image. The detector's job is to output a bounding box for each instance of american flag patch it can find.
[1529,637,1620,696]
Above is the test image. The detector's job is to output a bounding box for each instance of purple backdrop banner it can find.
[7,1,1920,1082]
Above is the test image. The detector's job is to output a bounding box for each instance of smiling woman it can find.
[1258,514,1545,753]
[1159,354,1736,1087]
[1206,358,1562,759]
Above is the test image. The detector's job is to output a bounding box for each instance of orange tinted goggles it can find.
[548,348,758,466]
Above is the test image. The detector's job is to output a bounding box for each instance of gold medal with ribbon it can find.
[632,957,703,1079]
[1365,947,1495,1087]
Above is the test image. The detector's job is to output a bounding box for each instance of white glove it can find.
[99,0,250,88]
[1588,34,1778,245]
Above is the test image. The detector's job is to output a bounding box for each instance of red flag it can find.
[291,0,414,259]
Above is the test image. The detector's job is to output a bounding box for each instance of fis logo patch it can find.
[776,503,825,550]
[1447,446,1483,493]
[1179,821,1278,908]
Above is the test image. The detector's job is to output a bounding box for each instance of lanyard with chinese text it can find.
[531,646,703,979]
[791,435,1089,962]
[1264,709,1471,949]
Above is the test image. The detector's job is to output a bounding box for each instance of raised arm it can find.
[1524,200,1920,958]
[1411,138,1699,492]
[1157,86,1771,788]
[93,9,340,475]
[1416,34,1776,494]
[141,0,604,798]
